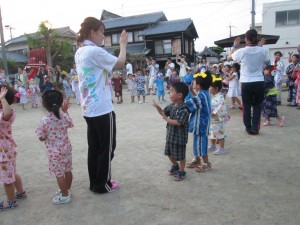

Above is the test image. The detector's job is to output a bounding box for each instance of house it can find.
[197,46,219,64]
[3,26,77,64]
[262,0,300,66]
[101,10,198,70]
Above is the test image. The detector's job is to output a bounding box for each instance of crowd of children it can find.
[1,45,299,211]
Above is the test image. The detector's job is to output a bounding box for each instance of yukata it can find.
[154,77,165,97]
[209,92,228,139]
[262,75,278,118]
[286,63,297,105]
[185,90,211,157]
[126,79,137,96]
[163,103,189,161]
[29,84,40,107]
[0,110,17,184]
[135,75,146,96]
[111,77,123,98]
[18,87,28,104]
[35,112,74,177]
[63,80,73,99]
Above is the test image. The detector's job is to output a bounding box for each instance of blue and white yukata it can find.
[185,90,211,157]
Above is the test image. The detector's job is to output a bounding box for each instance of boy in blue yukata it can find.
[154,72,166,104]
[185,70,213,172]
[153,82,189,181]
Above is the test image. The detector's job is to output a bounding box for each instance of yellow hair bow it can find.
[193,72,207,79]
[212,76,222,83]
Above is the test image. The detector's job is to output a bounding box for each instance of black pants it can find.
[84,112,116,193]
[241,82,264,131]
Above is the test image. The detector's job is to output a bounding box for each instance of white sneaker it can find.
[52,194,71,205]
[139,101,143,104]
[208,145,217,151]
[213,148,225,155]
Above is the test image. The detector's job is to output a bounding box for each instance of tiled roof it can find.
[103,11,167,29]
[104,43,149,55]
[0,51,28,63]
[5,26,76,46]
[141,18,195,36]
[198,46,219,57]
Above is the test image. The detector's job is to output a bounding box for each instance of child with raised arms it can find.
[35,90,74,205]
[153,82,189,181]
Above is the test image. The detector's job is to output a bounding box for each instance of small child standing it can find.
[0,86,26,211]
[208,79,228,155]
[29,79,40,108]
[185,71,212,172]
[111,72,123,104]
[35,90,74,205]
[43,76,54,93]
[262,66,285,127]
[18,82,28,110]
[61,75,73,101]
[226,63,242,109]
[135,69,147,104]
[125,73,137,103]
[154,72,166,104]
[153,82,189,181]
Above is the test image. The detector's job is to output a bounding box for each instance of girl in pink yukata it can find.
[35,90,74,205]
[0,85,26,211]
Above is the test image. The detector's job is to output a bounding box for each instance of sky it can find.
[0,0,285,51]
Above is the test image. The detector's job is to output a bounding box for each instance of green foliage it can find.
[0,59,21,74]
[208,46,224,55]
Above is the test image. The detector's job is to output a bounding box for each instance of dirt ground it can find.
[1,90,299,225]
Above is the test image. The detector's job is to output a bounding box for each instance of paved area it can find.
[1,89,300,225]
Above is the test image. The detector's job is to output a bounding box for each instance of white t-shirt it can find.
[232,46,268,83]
[177,61,187,78]
[166,62,175,77]
[229,72,239,88]
[75,40,117,117]
[126,63,133,75]
[149,64,159,78]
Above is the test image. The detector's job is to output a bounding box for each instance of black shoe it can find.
[246,129,259,135]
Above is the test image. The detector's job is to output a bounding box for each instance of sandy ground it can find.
[0,89,300,225]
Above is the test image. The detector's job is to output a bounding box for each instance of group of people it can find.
[1,18,299,211]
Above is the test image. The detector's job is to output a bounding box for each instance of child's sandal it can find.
[16,191,27,200]
[195,162,212,173]
[186,158,201,168]
[174,171,186,181]
[0,199,17,211]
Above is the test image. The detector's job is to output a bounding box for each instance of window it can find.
[155,39,172,54]
[134,31,144,42]
[128,32,133,43]
[112,33,120,44]
[276,10,300,26]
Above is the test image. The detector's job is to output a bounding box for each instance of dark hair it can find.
[264,65,273,71]
[0,85,15,105]
[61,74,66,80]
[194,70,212,90]
[274,51,282,56]
[77,17,105,43]
[245,29,258,44]
[293,54,299,59]
[42,90,63,119]
[232,63,240,79]
[210,80,222,92]
[171,82,189,100]
[167,57,171,60]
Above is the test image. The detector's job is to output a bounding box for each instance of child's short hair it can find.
[210,80,222,91]
[264,65,273,71]
[171,82,189,100]
[0,85,15,105]
[136,68,142,73]
[61,74,66,80]
[194,70,212,90]
[42,90,63,119]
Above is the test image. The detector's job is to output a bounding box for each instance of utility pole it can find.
[0,5,8,75]
[5,25,14,39]
[251,0,256,29]
[228,23,236,37]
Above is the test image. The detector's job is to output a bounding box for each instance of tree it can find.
[25,21,74,69]
[208,46,224,55]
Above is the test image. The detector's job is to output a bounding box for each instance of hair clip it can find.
[212,76,222,83]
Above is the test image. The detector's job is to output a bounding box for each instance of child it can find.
[125,73,137,103]
[154,72,166,104]
[29,79,40,108]
[262,66,285,127]
[70,64,80,105]
[111,72,123,104]
[35,90,74,205]
[185,70,212,172]
[208,78,228,155]
[61,74,73,101]
[135,69,147,104]
[153,82,189,181]
[226,63,242,109]
[286,54,299,107]
[0,85,26,211]
[220,64,231,97]
[18,82,28,110]
[43,76,54,93]
[169,70,180,88]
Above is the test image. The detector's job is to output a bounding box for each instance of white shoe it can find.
[208,145,217,151]
[139,101,143,104]
[52,194,71,205]
[213,148,225,155]
[55,189,72,196]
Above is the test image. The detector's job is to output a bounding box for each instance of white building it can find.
[262,0,300,66]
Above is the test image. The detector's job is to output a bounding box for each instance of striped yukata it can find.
[185,90,211,157]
